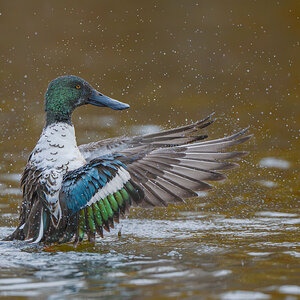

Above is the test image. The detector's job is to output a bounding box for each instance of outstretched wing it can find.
[117,128,252,208]
[54,156,143,244]
[79,114,215,161]
[79,114,251,209]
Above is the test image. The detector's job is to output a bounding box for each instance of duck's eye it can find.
[75,84,81,89]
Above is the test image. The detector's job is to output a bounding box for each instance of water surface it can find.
[0,1,299,299]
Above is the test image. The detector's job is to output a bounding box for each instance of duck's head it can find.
[45,75,130,125]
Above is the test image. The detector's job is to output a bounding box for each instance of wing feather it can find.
[116,126,252,208]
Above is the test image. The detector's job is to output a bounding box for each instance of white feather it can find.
[32,212,44,244]
[87,167,130,206]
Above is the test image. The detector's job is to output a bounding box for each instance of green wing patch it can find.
[75,180,142,244]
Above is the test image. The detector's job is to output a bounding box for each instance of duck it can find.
[4,75,251,244]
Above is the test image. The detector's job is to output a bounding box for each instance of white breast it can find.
[29,122,86,219]
[31,123,86,170]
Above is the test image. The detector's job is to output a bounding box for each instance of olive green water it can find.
[0,1,299,299]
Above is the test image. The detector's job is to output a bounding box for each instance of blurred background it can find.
[0,1,299,299]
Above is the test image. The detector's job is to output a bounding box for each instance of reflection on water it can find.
[259,157,291,170]
[0,0,299,299]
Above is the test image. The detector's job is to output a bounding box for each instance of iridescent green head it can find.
[45,75,129,125]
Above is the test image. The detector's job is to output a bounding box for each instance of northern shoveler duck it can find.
[5,75,251,244]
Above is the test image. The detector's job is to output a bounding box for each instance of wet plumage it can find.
[5,75,251,244]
